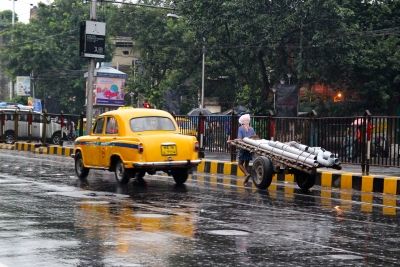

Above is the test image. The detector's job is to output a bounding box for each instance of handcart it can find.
[231,137,342,190]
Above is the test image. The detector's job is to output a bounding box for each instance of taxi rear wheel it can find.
[75,152,89,179]
[172,169,189,184]
[115,160,131,185]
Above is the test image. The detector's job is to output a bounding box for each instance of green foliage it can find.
[0,0,399,116]
[0,10,18,25]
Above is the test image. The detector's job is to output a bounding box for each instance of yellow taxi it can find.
[72,107,201,185]
[176,117,197,136]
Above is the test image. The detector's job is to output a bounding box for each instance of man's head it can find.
[239,114,250,125]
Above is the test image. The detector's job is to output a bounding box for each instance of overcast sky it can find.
[1,0,52,24]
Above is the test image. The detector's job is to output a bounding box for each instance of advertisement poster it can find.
[15,76,31,96]
[27,97,42,112]
[94,77,125,106]
[33,99,42,112]
[28,97,34,107]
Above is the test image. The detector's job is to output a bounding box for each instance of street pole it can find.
[10,0,15,99]
[86,0,97,134]
[12,0,15,26]
[201,38,205,108]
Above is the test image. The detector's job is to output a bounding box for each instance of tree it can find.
[340,0,400,115]
[0,10,18,25]
[177,0,358,115]
[0,0,117,114]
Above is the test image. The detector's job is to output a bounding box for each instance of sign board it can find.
[275,84,299,117]
[80,21,106,58]
[15,76,31,96]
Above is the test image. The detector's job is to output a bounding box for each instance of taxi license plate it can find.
[161,145,177,156]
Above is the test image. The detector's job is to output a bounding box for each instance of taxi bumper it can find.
[133,159,201,168]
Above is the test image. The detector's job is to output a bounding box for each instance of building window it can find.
[115,42,133,47]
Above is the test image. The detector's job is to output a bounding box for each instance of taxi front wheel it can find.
[75,152,89,179]
[172,169,189,184]
[115,160,131,185]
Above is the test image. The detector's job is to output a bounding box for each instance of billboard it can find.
[93,77,125,106]
[15,76,31,96]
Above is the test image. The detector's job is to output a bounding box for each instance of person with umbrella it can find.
[351,118,374,161]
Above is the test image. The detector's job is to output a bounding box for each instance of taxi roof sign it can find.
[118,106,134,110]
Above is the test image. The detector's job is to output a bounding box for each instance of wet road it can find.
[0,150,400,267]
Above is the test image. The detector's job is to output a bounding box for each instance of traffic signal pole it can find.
[86,0,97,134]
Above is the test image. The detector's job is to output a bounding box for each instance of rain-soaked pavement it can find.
[0,150,400,266]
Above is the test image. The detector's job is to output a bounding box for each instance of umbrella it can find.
[187,108,212,116]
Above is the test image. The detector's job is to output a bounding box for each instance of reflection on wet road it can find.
[0,150,400,266]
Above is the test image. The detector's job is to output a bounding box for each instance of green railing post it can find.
[309,110,318,147]
[198,112,205,158]
[267,109,274,141]
[0,110,4,143]
[27,109,32,143]
[42,109,47,144]
[364,110,371,175]
[14,109,18,143]
[230,110,239,162]
[79,112,84,137]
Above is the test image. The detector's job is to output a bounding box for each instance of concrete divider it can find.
[15,142,41,152]
[199,159,400,195]
[0,144,14,150]
[1,142,400,195]
[12,142,74,156]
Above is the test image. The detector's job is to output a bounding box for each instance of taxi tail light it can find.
[139,143,143,153]
[194,141,199,152]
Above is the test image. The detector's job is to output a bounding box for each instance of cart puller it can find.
[228,114,258,186]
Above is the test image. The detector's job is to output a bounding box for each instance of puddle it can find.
[207,230,250,236]
[134,214,169,218]
[326,254,364,260]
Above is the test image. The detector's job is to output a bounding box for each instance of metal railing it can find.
[174,110,400,173]
[0,109,80,145]
[2,108,399,173]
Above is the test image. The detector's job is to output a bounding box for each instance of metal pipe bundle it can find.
[243,138,318,167]
[242,138,340,167]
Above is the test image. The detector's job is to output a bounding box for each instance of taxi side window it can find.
[106,117,118,134]
[93,118,105,134]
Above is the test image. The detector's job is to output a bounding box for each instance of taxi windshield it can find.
[130,116,176,132]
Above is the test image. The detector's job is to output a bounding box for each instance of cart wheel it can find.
[294,171,316,190]
[251,156,273,189]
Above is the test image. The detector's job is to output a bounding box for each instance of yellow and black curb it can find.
[2,142,400,196]
[0,144,14,150]
[11,142,74,157]
[198,159,400,195]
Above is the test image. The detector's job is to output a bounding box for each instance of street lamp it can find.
[201,38,205,108]
[334,93,342,102]
[287,72,292,84]
[272,86,277,110]
[280,78,285,85]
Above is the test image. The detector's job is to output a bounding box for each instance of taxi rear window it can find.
[130,116,176,132]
